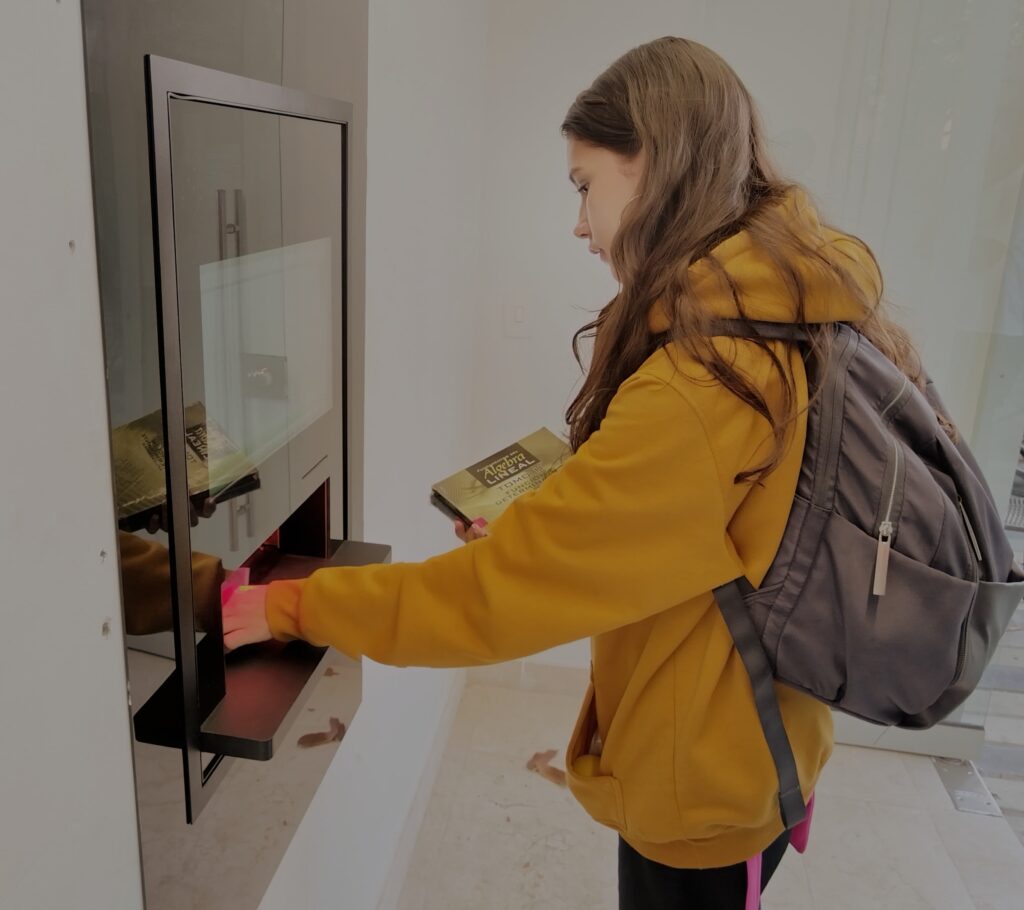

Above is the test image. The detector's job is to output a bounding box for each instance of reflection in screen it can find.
[200,238,333,491]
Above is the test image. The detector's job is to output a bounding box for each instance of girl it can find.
[225,36,922,908]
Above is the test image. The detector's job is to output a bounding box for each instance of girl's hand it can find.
[454,518,488,544]
[222,584,272,650]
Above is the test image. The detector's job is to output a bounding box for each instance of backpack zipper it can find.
[812,330,858,509]
[880,376,910,422]
[957,496,983,566]
[953,496,983,681]
[871,377,913,597]
[873,439,902,596]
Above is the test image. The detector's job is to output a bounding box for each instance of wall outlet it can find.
[502,302,531,339]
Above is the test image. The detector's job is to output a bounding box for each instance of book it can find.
[430,427,572,526]
[111,401,260,532]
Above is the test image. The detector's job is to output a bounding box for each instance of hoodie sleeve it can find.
[264,370,743,667]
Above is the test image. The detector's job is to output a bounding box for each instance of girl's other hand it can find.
[454,517,488,544]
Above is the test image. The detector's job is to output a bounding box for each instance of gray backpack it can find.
[710,321,1024,829]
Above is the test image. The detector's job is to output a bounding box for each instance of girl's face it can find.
[567,137,645,279]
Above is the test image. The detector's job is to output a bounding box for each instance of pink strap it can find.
[745,792,815,909]
[790,792,815,854]
[744,852,763,910]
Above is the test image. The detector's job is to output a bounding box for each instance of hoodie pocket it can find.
[564,681,626,831]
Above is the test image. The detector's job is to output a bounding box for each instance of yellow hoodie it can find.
[265,189,882,868]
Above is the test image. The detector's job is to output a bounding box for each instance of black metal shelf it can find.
[133,540,390,760]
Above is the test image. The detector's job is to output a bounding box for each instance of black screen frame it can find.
[144,54,352,821]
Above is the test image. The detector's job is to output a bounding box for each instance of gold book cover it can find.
[431,428,572,526]
[111,402,259,525]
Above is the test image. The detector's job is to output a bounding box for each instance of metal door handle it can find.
[217,188,244,259]
[228,492,255,551]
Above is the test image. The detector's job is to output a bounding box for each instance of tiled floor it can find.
[976,605,1024,848]
[396,669,1024,910]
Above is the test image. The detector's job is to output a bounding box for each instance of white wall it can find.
[0,3,143,908]
[472,0,1024,668]
[470,0,869,462]
[829,0,1024,459]
[261,1,489,907]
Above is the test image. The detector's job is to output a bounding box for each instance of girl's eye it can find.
[577,184,589,196]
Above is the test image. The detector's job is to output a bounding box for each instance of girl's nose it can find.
[573,196,589,239]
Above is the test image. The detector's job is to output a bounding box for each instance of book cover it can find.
[431,427,572,526]
[111,402,260,530]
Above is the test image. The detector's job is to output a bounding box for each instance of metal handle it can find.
[217,188,244,259]
[220,185,250,553]
[243,491,254,536]
[228,495,239,552]
[227,492,255,552]
[234,188,245,256]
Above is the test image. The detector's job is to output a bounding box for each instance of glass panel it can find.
[975,185,1024,554]
[828,2,1024,786]
[199,236,334,486]
[165,98,343,670]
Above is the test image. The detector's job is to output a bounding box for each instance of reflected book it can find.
[430,428,572,526]
[110,402,260,530]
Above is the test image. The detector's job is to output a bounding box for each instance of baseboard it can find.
[376,668,467,910]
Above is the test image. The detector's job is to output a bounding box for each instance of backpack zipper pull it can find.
[957,496,984,564]
[873,521,893,597]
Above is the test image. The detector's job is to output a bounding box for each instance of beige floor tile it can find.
[398,680,1024,909]
[932,810,1024,910]
[420,815,617,910]
[801,795,975,909]
[986,690,1024,719]
[466,661,525,689]
[900,753,966,815]
[993,645,1024,669]
[815,743,936,810]
[396,872,427,910]
[961,687,996,715]
[1004,810,1024,849]
[465,660,590,697]
[430,753,472,803]
[997,624,1024,651]
[445,748,582,832]
[761,850,815,909]
[985,776,1024,813]
[443,687,487,758]
[460,685,583,757]
[983,715,1024,747]
[519,661,589,697]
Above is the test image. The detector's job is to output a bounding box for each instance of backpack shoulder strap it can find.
[709,319,813,343]
[714,578,808,830]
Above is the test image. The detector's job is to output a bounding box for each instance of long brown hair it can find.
[561,37,930,483]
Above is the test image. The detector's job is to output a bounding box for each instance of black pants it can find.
[618,828,790,909]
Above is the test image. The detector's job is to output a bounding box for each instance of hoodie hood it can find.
[648,188,881,333]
